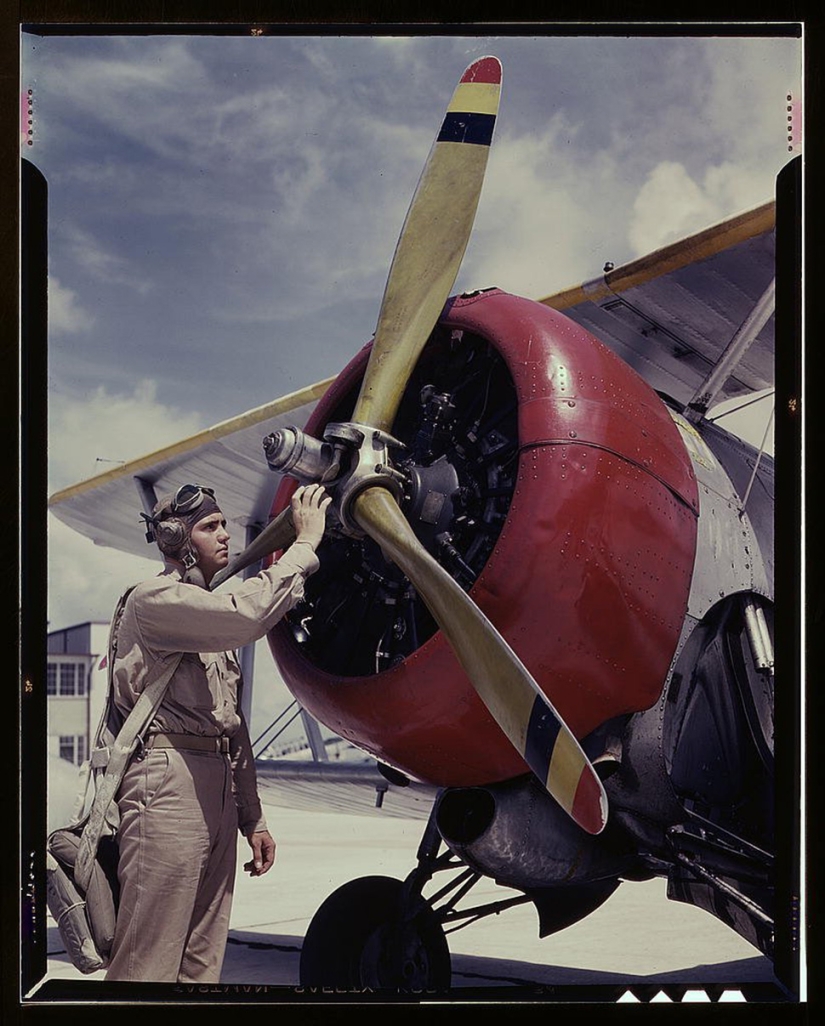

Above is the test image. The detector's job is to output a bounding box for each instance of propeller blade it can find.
[214,59,500,589]
[209,506,296,590]
[352,485,608,835]
[352,56,502,433]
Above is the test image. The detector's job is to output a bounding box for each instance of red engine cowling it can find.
[267,289,699,786]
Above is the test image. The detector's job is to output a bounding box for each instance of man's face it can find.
[190,511,230,583]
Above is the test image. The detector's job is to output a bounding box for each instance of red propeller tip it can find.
[461,56,502,85]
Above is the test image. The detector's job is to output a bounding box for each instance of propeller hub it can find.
[323,422,409,536]
[262,422,410,536]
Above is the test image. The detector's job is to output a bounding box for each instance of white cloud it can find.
[701,161,775,216]
[620,38,798,260]
[63,225,154,294]
[48,378,205,493]
[626,159,775,257]
[700,37,801,167]
[628,161,719,255]
[47,514,159,629]
[197,116,434,325]
[43,39,211,164]
[461,124,625,299]
[48,276,94,334]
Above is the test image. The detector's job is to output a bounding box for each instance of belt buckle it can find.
[219,736,230,754]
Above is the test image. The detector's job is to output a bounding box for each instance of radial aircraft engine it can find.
[210,56,777,990]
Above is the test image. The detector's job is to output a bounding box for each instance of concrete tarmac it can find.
[38,799,786,1003]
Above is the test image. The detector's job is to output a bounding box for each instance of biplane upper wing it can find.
[48,377,336,560]
[538,201,775,407]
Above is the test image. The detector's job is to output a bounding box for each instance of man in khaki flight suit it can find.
[105,481,330,982]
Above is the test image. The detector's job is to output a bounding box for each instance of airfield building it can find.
[46,620,109,765]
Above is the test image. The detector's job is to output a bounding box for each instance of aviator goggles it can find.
[171,484,216,515]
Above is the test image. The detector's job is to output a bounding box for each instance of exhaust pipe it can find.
[435,776,630,891]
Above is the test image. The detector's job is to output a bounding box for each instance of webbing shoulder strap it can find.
[88,585,136,760]
[74,587,183,892]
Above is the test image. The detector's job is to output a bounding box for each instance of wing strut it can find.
[134,476,159,522]
[301,711,330,762]
[685,277,776,423]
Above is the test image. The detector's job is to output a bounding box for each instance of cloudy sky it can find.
[23,28,800,740]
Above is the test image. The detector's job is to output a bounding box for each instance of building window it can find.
[50,661,87,697]
[59,664,76,695]
[59,735,86,765]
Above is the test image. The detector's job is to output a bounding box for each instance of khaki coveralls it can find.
[105,542,319,982]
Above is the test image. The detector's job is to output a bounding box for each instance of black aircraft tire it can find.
[299,875,451,992]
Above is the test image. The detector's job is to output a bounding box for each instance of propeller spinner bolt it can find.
[263,427,337,483]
